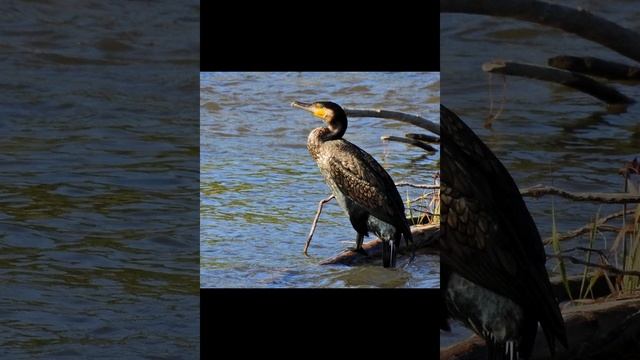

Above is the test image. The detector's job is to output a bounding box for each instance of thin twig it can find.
[522,185,640,204]
[543,224,620,245]
[304,195,334,256]
[542,209,635,244]
[560,246,609,258]
[395,182,439,190]
[345,108,440,135]
[409,192,438,203]
[547,254,640,277]
[544,209,635,245]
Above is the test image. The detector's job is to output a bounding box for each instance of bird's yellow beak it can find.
[291,101,331,120]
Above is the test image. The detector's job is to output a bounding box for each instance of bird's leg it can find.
[347,233,368,256]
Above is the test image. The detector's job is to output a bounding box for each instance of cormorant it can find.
[292,101,412,268]
[439,105,567,359]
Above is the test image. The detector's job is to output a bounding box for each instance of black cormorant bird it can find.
[292,101,412,268]
[439,105,567,359]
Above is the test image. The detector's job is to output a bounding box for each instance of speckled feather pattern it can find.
[307,127,411,241]
[440,105,566,359]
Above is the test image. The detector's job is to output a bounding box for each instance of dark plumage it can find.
[292,101,412,268]
[439,105,567,359]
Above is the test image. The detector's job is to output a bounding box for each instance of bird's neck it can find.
[321,122,346,141]
[307,126,343,161]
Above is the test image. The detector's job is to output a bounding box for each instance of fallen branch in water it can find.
[381,135,437,152]
[319,224,439,265]
[548,55,640,81]
[482,60,634,106]
[303,195,334,256]
[441,0,640,64]
[521,185,640,204]
[345,108,440,135]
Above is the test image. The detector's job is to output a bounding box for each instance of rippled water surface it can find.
[441,0,640,346]
[1,2,199,358]
[201,72,440,288]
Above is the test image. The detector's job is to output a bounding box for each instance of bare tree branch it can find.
[547,254,640,277]
[405,133,440,143]
[549,55,640,81]
[521,185,640,204]
[482,60,634,105]
[441,0,640,64]
[395,182,440,190]
[543,225,620,245]
[345,108,440,135]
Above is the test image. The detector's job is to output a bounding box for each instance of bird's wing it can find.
[440,105,566,347]
[322,140,408,231]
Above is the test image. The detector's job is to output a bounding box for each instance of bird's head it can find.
[291,101,347,130]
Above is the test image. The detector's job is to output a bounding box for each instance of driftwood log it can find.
[549,56,640,82]
[319,224,439,265]
[441,295,640,360]
[441,0,640,64]
[482,60,634,106]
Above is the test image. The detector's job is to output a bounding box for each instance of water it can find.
[201,72,440,288]
[441,0,640,346]
[0,2,199,358]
